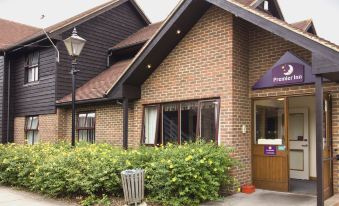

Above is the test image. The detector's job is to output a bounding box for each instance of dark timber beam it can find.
[123,98,129,150]
[315,75,324,206]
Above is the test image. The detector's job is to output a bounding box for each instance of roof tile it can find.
[57,58,132,103]
[111,21,163,50]
[0,18,40,50]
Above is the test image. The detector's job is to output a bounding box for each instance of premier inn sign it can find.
[252,51,315,90]
[272,63,305,85]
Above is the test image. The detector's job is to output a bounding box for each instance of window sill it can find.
[24,81,40,87]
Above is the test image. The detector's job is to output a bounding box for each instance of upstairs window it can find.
[78,112,96,143]
[25,116,39,145]
[25,51,39,83]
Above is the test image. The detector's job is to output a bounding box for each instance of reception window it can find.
[254,99,285,145]
[142,99,220,145]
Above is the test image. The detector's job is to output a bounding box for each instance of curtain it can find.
[144,107,158,144]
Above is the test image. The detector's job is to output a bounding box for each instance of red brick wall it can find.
[130,6,252,186]
[61,103,135,146]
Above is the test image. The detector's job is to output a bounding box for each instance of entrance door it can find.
[252,98,289,192]
[323,94,333,200]
[289,108,309,180]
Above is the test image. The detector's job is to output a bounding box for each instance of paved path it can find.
[202,189,339,206]
[0,186,77,206]
[202,189,316,206]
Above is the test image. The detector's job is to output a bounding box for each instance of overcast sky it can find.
[0,0,338,45]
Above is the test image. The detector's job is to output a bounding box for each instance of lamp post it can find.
[63,28,86,147]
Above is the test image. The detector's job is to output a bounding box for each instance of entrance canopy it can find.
[253,51,316,90]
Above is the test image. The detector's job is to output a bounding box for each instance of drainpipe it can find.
[123,98,129,150]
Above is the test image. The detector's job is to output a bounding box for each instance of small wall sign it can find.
[278,145,286,151]
[264,145,277,156]
[272,63,305,85]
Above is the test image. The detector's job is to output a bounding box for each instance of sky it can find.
[0,0,338,45]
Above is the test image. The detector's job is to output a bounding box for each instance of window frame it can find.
[141,98,220,145]
[25,116,39,145]
[25,51,40,84]
[77,111,96,144]
[142,105,161,146]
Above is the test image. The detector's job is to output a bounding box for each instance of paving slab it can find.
[201,189,317,206]
[0,186,77,206]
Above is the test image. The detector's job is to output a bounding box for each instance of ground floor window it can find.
[77,112,96,143]
[25,116,39,145]
[142,99,220,145]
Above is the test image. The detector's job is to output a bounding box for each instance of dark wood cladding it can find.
[55,2,147,100]
[11,46,57,116]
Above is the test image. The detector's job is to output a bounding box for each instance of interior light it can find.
[147,64,152,69]
[176,30,181,35]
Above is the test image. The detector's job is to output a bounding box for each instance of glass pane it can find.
[163,104,179,144]
[31,116,39,130]
[86,113,95,127]
[32,51,39,66]
[27,131,34,145]
[28,68,34,82]
[26,117,32,129]
[255,99,284,145]
[181,102,198,143]
[288,113,304,141]
[34,67,39,81]
[33,131,40,144]
[78,130,87,142]
[78,114,87,127]
[144,106,158,144]
[200,101,218,142]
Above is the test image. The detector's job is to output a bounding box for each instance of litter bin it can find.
[121,169,145,206]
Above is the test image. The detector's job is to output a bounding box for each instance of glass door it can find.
[252,97,289,191]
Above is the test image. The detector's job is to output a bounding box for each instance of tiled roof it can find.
[111,22,163,51]
[0,18,40,51]
[4,0,149,51]
[291,19,313,31]
[228,0,339,52]
[57,59,133,103]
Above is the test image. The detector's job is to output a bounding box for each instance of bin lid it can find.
[121,169,144,175]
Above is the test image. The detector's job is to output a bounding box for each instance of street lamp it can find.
[63,28,86,147]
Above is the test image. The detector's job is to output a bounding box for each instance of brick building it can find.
[1,0,339,205]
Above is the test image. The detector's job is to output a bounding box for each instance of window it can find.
[254,99,285,145]
[25,51,39,83]
[144,106,159,145]
[25,116,39,145]
[142,99,220,145]
[77,112,96,143]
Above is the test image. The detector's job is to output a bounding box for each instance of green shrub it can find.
[0,142,235,206]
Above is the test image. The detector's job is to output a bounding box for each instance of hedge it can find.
[0,142,236,206]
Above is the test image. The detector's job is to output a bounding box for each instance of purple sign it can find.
[264,145,277,156]
[272,63,305,85]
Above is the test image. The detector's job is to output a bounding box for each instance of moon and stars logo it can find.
[272,63,304,85]
[281,64,294,76]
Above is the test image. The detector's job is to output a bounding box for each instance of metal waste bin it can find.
[121,169,145,205]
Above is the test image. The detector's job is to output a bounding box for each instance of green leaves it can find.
[0,141,236,206]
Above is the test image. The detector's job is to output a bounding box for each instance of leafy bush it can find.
[0,142,235,206]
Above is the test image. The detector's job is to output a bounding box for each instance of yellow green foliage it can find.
[0,142,235,206]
